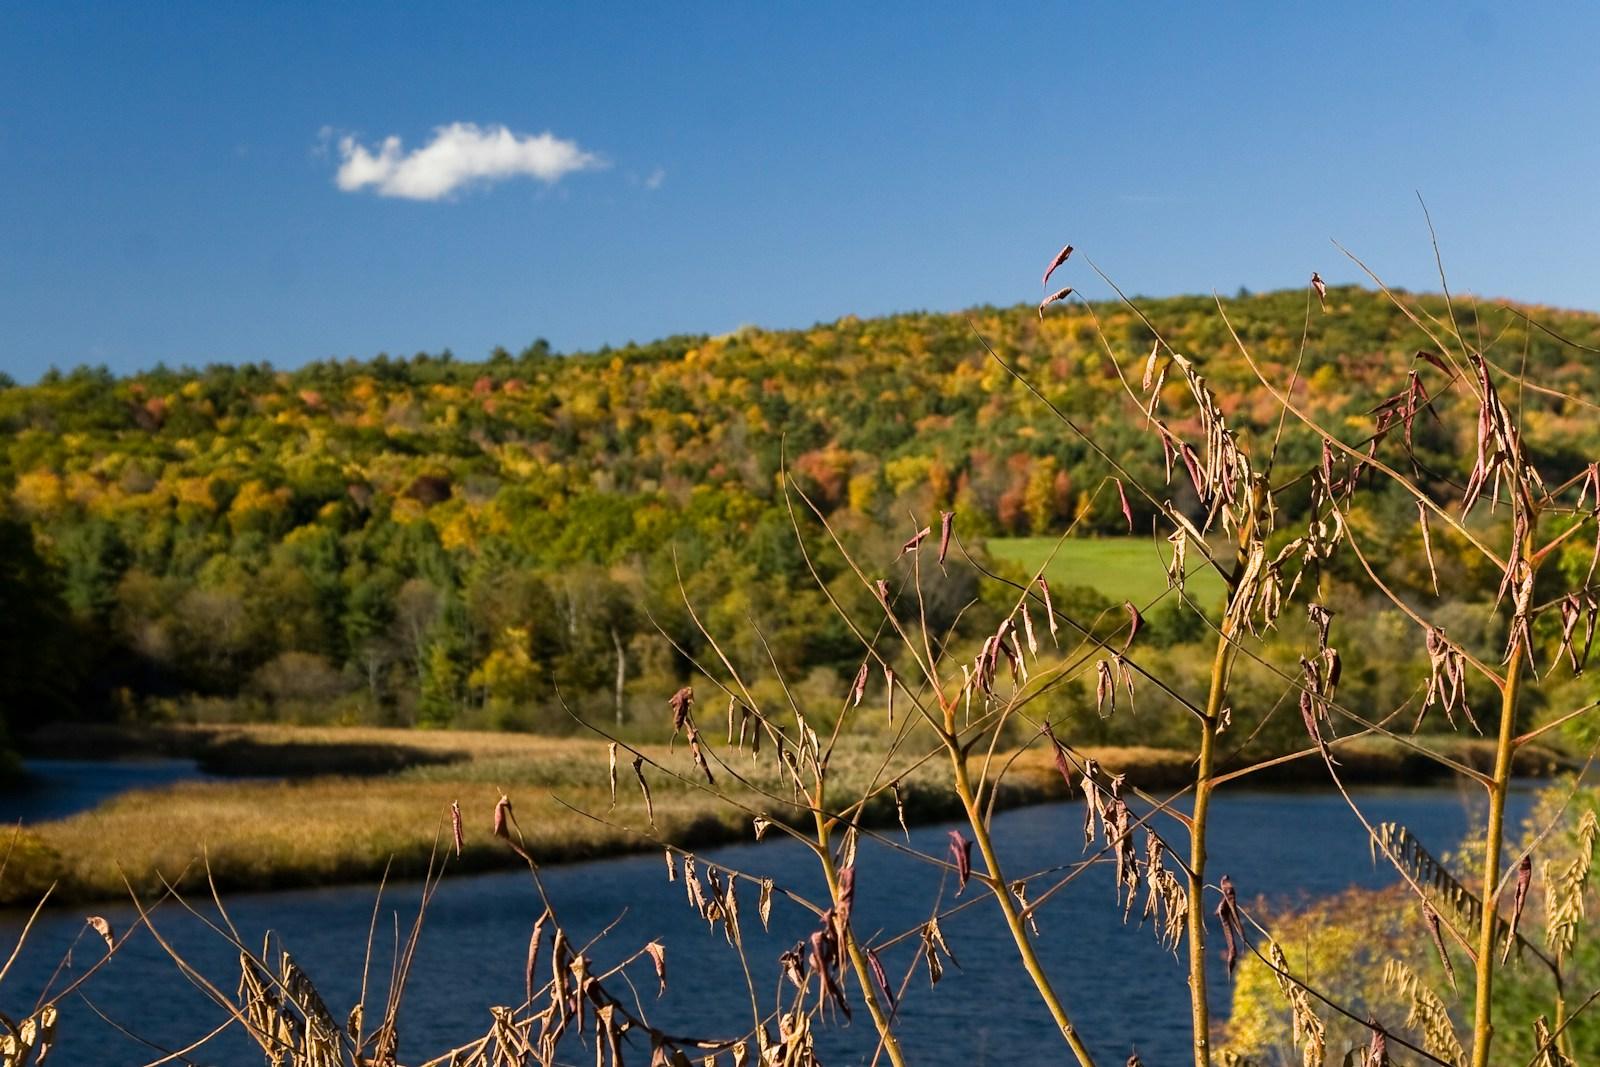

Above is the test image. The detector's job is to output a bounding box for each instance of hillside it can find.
[4,286,1599,742]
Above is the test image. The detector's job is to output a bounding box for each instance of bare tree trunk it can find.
[610,626,627,727]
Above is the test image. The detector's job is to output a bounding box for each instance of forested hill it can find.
[4,286,1599,736]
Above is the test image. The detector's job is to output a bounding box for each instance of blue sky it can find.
[3,3,1598,381]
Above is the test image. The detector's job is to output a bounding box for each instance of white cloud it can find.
[644,167,666,190]
[333,123,603,201]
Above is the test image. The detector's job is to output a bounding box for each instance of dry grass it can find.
[3,724,1567,905]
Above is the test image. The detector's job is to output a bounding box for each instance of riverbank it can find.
[1,723,1570,906]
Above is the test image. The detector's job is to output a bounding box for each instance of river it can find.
[0,776,1539,1065]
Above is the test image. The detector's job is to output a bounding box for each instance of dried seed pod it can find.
[633,755,655,825]
[450,800,464,857]
[1415,349,1451,375]
[897,526,930,559]
[1043,723,1075,793]
[1042,243,1073,288]
[1095,659,1115,716]
[606,744,618,809]
[1115,477,1134,532]
[1307,602,1333,649]
[779,944,807,990]
[1141,341,1161,392]
[1178,442,1205,499]
[668,686,694,740]
[1558,592,1598,675]
[525,909,549,1004]
[1420,626,1476,733]
[947,830,973,894]
[1418,501,1439,595]
[1166,525,1188,592]
[1421,901,1455,990]
[85,915,114,952]
[1504,853,1533,963]
[1037,576,1060,643]
[645,940,667,996]
[493,794,513,838]
[1365,1020,1389,1067]
[809,919,850,1020]
[938,510,955,565]
[836,864,857,926]
[920,917,958,987]
[1215,874,1244,977]
[1038,286,1073,318]
[849,660,869,708]
[837,826,859,871]
[1310,271,1327,308]
[683,857,706,912]
[1122,601,1142,651]
[688,726,714,785]
[758,879,774,930]
[866,948,895,1010]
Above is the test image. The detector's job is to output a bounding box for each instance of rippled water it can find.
[0,780,1538,1065]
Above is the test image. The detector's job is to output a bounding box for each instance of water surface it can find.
[0,759,211,824]
[0,781,1540,1065]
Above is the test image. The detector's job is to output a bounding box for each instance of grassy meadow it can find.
[985,536,1229,608]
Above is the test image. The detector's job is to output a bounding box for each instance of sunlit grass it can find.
[986,535,1228,607]
[2,723,1561,905]
[0,726,1078,905]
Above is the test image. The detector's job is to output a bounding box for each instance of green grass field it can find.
[985,536,1228,609]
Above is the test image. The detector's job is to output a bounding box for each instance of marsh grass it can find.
[3,724,1563,906]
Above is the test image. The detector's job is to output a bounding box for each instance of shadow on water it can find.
[0,780,1539,1066]
[0,760,213,824]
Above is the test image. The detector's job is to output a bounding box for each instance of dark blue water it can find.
[0,760,211,823]
[0,781,1537,1066]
